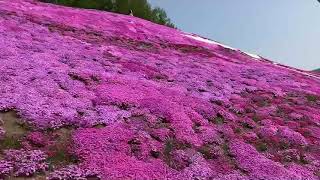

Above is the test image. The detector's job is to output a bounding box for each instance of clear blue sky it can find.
[148,0,320,70]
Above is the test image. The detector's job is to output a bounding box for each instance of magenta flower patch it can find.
[0,0,319,179]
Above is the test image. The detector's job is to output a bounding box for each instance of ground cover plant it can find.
[0,0,320,179]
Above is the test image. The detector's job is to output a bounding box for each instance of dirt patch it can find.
[0,111,30,150]
[0,111,28,136]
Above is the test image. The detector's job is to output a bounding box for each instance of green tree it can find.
[129,0,152,20]
[114,0,129,14]
[151,7,175,28]
[41,0,176,28]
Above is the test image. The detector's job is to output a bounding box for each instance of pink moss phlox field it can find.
[25,131,50,148]
[48,165,101,180]
[0,0,320,179]
[3,149,48,177]
[0,161,13,179]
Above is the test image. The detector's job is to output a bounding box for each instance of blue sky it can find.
[148,0,320,70]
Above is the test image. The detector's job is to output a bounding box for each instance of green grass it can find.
[306,94,318,102]
[279,141,290,150]
[234,127,242,134]
[47,147,79,170]
[252,114,260,122]
[0,135,22,149]
[198,145,215,159]
[255,142,268,152]
[209,114,225,125]
[163,138,191,170]
[241,122,254,129]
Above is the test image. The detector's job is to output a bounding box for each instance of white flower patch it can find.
[242,51,261,59]
[184,34,261,60]
[184,34,237,50]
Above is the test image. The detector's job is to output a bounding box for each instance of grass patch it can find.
[255,142,268,152]
[306,94,318,102]
[163,138,192,170]
[299,154,310,165]
[209,113,225,125]
[241,122,254,129]
[153,117,171,129]
[255,99,271,107]
[150,150,160,158]
[0,135,22,149]
[252,114,260,122]
[279,141,290,150]
[234,127,242,134]
[47,148,79,170]
[198,144,216,159]
[221,143,231,156]
[46,127,78,169]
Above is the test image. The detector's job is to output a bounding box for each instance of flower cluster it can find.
[26,131,48,147]
[0,0,319,179]
[0,161,13,179]
[47,165,100,180]
[3,149,48,177]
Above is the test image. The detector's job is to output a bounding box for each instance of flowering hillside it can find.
[0,0,320,179]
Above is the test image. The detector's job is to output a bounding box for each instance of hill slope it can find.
[0,0,320,179]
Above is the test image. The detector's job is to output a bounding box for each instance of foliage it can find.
[41,0,176,28]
